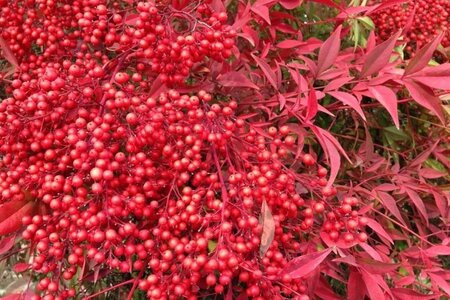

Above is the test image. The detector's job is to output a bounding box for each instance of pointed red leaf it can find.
[0,36,18,67]
[376,191,406,226]
[323,76,353,92]
[408,63,450,90]
[405,32,444,75]
[0,202,35,236]
[366,218,394,245]
[0,200,29,223]
[391,288,437,300]
[305,86,318,121]
[279,0,303,9]
[428,272,450,296]
[311,126,351,187]
[276,40,305,49]
[361,31,401,77]
[251,5,271,25]
[368,85,399,128]
[0,235,16,255]
[252,54,278,90]
[317,25,342,76]
[13,262,30,273]
[279,248,333,279]
[259,200,275,257]
[327,91,366,121]
[403,79,445,124]
[424,245,450,257]
[348,270,366,300]
[217,72,260,89]
[361,270,387,300]
[404,187,428,226]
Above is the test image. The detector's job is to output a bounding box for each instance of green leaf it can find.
[357,16,374,30]
[208,240,218,253]
[383,126,409,142]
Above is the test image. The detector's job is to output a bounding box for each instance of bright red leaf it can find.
[279,248,333,279]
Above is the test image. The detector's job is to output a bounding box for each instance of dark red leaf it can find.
[0,234,16,255]
[259,200,275,257]
[428,272,450,296]
[376,191,406,226]
[0,36,18,67]
[361,31,401,77]
[311,126,350,187]
[404,187,428,226]
[348,270,366,300]
[405,32,444,75]
[305,86,318,121]
[407,63,450,90]
[278,0,303,10]
[317,25,342,76]
[251,5,271,25]
[424,245,450,257]
[0,201,36,236]
[279,248,333,279]
[361,269,390,300]
[217,72,260,89]
[391,288,437,300]
[366,218,394,245]
[368,85,399,128]
[13,262,30,273]
[251,54,278,90]
[327,91,366,121]
[404,79,445,124]
[276,40,305,49]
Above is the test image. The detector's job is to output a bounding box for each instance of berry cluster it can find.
[0,1,369,299]
[370,0,449,54]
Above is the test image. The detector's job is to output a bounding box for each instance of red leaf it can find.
[327,91,366,121]
[0,235,16,255]
[359,243,383,261]
[251,54,278,90]
[403,79,445,123]
[391,288,438,300]
[259,200,275,257]
[279,248,333,279]
[311,126,350,187]
[0,294,22,300]
[0,201,35,235]
[376,191,406,226]
[323,76,353,92]
[428,272,450,296]
[0,199,29,223]
[217,72,260,89]
[366,218,394,245]
[360,31,401,77]
[367,85,399,128]
[404,187,428,226]
[431,190,447,218]
[309,0,341,9]
[0,36,19,67]
[305,86,318,121]
[251,5,271,25]
[278,0,303,9]
[408,63,450,90]
[317,25,342,76]
[424,245,450,257]
[13,262,30,273]
[276,40,305,49]
[361,270,389,300]
[405,32,444,75]
[348,270,366,300]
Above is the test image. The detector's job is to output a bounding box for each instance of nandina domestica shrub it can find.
[0,0,449,299]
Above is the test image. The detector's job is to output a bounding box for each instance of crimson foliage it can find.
[0,0,448,299]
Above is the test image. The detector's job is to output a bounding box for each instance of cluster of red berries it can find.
[0,1,369,299]
[370,0,449,53]
[0,0,235,84]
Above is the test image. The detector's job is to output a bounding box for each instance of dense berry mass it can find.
[0,0,371,299]
[371,0,449,54]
